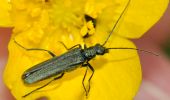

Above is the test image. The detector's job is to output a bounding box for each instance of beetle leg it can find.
[82,64,88,96]
[86,62,94,94]
[14,39,56,57]
[22,73,64,98]
[84,44,87,49]
[82,62,95,96]
[68,44,82,50]
[58,41,82,50]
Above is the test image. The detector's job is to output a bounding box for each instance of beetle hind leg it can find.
[22,73,64,98]
[14,39,56,57]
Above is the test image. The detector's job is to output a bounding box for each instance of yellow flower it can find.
[1,0,169,100]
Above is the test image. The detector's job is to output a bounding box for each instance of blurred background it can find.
[0,4,170,100]
[134,3,170,100]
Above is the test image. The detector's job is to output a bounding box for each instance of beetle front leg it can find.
[82,64,88,96]
[82,62,95,96]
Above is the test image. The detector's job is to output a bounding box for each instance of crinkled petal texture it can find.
[3,0,169,100]
[0,0,12,26]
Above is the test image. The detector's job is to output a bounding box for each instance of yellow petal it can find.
[0,0,12,27]
[85,0,169,39]
[117,0,169,38]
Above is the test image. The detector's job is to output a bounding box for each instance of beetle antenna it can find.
[102,0,131,46]
[106,47,159,56]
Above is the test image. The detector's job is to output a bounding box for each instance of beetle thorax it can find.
[83,44,106,59]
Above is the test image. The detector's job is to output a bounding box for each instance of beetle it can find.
[14,0,157,98]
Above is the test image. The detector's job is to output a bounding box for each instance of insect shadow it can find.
[14,0,158,98]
